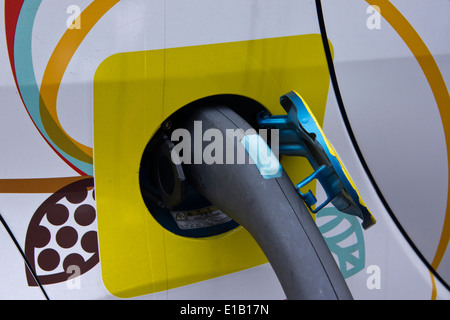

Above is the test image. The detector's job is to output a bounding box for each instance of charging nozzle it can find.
[257,91,376,230]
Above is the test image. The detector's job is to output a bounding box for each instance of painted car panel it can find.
[0,0,449,300]
[0,222,45,300]
[321,0,450,290]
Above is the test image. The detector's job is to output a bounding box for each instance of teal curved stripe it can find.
[14,0,93,175]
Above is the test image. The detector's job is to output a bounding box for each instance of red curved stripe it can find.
[4,0,24,87]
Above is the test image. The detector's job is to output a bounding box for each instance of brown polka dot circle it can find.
[24,177,99,286]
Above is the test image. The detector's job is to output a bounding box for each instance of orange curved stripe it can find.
[429,270,437,300]
[39,0,120,163]
[365,1,450,271]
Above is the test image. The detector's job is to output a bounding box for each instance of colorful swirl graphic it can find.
[5,0,119,176]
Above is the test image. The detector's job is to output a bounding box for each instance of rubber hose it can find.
[181,105,353,300]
